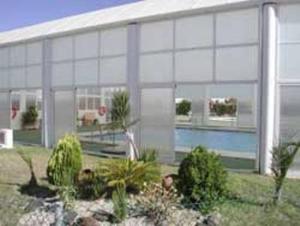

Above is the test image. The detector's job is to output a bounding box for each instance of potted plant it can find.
[21,106,38,130]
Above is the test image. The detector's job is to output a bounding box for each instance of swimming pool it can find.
[85,128,257,154]
[176,128,257,153]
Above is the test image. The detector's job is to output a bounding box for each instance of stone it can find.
[203,213,222,226]
[75,217,100,226]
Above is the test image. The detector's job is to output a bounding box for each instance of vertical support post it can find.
[259,3,277,174]
[127,23,141,148]
[42,39,54,148]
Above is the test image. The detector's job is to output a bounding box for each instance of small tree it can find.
[111,91,139,159]
[176,100,191,116]
[22,106,38,128]
[271,141,300,204]
[47,134,82,186]
[17,149,37,187]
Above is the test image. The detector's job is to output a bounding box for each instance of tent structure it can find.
[0,0,299,176]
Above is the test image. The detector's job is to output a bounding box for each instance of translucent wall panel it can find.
[216,8,259,45]
[52,36,73,62]
[140,88,174,162]
[0,48,9,68]
[0,69,9,89]
[280,86,300,176]
[216,46,258,81]
[27,42,42,65]
[52,62,73,87]
[26,66,42,88]
[101,27,127,56]
[140,53,173,83]
[279,4,300,43]
[0,92,10,128]
[54,90,75,143]
[280,86,300,140]
[100,57,126,84]
[10,68,26,88]
[176,85,206,127]
[140,20,173,52]
[75,59,98,85]
[10,45,26,66]
[176,15,213,49]
[279,44,300,80]
[75,32,99,59]
[175,49,213,82]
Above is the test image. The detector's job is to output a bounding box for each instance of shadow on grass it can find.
[226,193,266,207]
[18,183,56,199]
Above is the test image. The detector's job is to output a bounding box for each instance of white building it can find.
[0,0,299,176]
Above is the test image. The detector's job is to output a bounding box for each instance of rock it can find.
[75,217,100,226]
[203,213,222,226]
[24,198,45,212]
[64,210,78,225]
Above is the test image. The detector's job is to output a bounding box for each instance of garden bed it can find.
[0,147,300,226]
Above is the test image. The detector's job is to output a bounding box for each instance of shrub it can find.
[22,106,38,127]
[112,186,127,223]
[176,100,191,116]
[271,141,300,204]
[77,169,105,200]
[97,159,160,193]
[135,183,179,225]
[138,148,158,163]
[47,134,82,186]
[177,146,228,213]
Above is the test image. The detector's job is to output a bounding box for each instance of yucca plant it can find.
[111,91,140,159]
[97,159,160,193]
[271,141,300,204]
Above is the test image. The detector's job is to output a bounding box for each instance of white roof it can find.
[0,0,259,45]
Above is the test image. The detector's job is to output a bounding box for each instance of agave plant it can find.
[271,141,300,204]
[97,159,160,193]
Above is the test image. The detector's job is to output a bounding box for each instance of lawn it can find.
[0,146,299,226]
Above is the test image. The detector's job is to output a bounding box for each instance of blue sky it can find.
[0,0,139,32]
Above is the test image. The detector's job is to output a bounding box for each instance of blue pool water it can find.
[92,128,257,154]
[175,128,257,153]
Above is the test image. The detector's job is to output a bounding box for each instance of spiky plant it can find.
[97,159,160,193]
[112,185,127,223]
[271,141,300,204]
[110,91,140,159]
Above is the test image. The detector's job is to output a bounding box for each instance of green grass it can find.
[0,146,299,226]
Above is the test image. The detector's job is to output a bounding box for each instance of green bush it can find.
[177,146,228,213]
[138,148,158,163]
[176,100,191,116]
[47,134,82,186]
[22,106,38,127]
[77,169,105,200]
[97,159,160,193]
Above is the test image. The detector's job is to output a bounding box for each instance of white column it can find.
[259,3,278,174]
[42,39,54,148]
[127,23,141,147]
